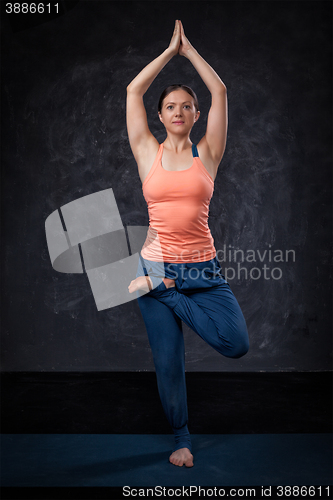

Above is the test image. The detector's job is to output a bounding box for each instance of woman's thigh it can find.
[170,259,249,358]
[186,282,249,356]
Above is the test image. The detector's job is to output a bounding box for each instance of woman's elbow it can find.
[211,84,227,98]
[219,83,227,94]
[126,83,143,97]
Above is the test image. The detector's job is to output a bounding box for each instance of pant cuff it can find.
[173,423,192,453]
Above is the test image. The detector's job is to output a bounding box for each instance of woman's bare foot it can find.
[163,278,176,289]
[128,276,175,293]
[169,447,194,467]
[128,276,152,293]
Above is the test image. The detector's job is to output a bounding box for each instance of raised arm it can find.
[126,21,181,170]
[178,21,228,170]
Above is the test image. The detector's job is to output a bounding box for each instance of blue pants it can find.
[135,255,249,453]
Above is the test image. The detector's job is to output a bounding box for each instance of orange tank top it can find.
[140,143,217,263]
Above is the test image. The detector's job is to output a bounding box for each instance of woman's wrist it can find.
[183,45,198,60]
[165,46,177,58]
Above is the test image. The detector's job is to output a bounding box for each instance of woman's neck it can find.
[163,135,192,153]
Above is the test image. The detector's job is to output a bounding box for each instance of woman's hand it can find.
[168,20,181,56]
[178,20,195,58]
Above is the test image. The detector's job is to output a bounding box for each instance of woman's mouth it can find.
[173,121,184,125]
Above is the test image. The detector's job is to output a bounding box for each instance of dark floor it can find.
[1,372,332,499]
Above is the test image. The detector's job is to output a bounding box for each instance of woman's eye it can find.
[167,106,173,110]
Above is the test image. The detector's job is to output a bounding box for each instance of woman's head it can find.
[158,84,200,134]
[158,84,199,113]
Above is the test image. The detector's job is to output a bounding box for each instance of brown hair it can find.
[158,84,199,113]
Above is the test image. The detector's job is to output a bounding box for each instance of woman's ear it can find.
[194,111,200,123]
[158,112,164,123]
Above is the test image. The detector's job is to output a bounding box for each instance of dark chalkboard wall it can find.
[1,0,331,371]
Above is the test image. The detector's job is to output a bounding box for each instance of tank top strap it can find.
[192,144,199,157]
[192,144,214,184]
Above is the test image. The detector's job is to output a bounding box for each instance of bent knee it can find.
[231,343,249,358]
[230,334,249,358]
[222,328,249,359]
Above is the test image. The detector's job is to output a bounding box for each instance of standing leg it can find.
[131,256,248,466]
[136,290,193,466]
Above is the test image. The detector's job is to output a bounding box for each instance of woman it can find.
[127,20,249,467]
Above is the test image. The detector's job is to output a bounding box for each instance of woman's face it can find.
[158,89,200,134]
